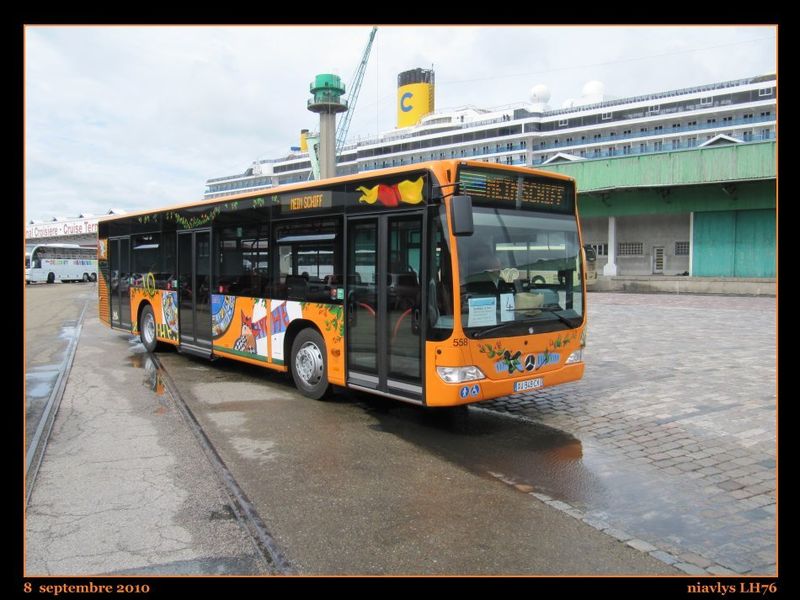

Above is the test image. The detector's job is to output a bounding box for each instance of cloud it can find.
[24,25,776,223]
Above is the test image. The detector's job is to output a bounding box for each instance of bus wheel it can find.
[290,328,330,400]
[90,273,97,282]
[82,273,90,282]
[140,305,159,353]
[47,273,55,284]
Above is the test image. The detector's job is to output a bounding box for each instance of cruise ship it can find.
[204,70,776,199]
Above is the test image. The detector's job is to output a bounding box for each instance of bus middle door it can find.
[346,213,424,403]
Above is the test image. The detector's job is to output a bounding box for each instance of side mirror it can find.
[450,195,474,236]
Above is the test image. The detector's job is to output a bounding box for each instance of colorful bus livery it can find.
[26,244,98,284]
[98,161,587,407]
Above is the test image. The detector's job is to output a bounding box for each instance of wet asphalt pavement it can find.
[25,295,270,575]
[24,287,776,575]
[157,351,674,574]
[24,283,94,453]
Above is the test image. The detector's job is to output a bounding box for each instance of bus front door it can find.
[346,214,424,403]
[177,230,212,355]
[109,237,131,330]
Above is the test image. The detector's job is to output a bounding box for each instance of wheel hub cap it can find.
[296,342,323,385]
[144,314,155,344]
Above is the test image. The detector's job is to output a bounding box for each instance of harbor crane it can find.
[335,26,378,157]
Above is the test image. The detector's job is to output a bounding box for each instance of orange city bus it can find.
[97,160,587,407]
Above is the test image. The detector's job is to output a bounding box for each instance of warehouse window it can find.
[618,242,643,256]
[675,241,690,256]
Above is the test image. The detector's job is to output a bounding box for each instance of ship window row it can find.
[274,161,311,174]
[357,125,523,158]
[358,127,775,170]
[532,112,772,151]
[359,109,773,166]
[210,177,272,192]
[544,86,774,130]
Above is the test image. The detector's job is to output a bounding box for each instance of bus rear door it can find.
[177,230,213,356]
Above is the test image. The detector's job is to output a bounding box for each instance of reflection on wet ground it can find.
[339,390,769,573]
[360,398,604,505]
[127,345,169,410]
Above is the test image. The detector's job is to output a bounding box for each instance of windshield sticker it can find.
[468,297,497,327]
[357,177,424,207]
[500,293,515,322]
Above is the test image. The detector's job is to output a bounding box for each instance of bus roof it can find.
[98,160,576,224]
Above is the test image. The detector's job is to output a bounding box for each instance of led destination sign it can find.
[458,168,573,212]
[280,191,333,213]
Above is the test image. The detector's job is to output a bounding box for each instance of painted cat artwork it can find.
[233,311,268,355]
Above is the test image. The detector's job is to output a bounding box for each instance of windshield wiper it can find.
[472,318,540,339]
[526,306,577,328]
[472,307,576,339]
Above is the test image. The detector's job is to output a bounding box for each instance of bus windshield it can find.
[457,208,584,338]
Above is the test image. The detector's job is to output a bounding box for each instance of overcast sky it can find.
[25,25,777,223]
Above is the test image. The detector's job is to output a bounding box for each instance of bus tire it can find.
[47,273,55,284]
[90,273,97,282]
[82,273,90,282]
[290,328,330,400]
[140,304,159,353]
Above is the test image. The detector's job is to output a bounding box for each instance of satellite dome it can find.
[581,80,606,98]
[530,84,551,104]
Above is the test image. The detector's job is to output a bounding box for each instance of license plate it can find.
[514,378,543,392]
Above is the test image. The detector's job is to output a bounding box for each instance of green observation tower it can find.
[308,74,348,179]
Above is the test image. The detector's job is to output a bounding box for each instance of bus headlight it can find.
[565,350,583,364]
[436,366,486,383]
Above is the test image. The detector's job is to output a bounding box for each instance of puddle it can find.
[209,504,237,521]
[59,320,79,342]
[26,370,60,399]
[127,351,170,408]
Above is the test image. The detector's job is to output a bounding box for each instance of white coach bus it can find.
[25,243,98,284]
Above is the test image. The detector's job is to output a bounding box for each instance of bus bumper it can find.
[426,362,585,407]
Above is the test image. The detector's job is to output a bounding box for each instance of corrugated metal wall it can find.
[540,141,776,192]
[693,209,775,277]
